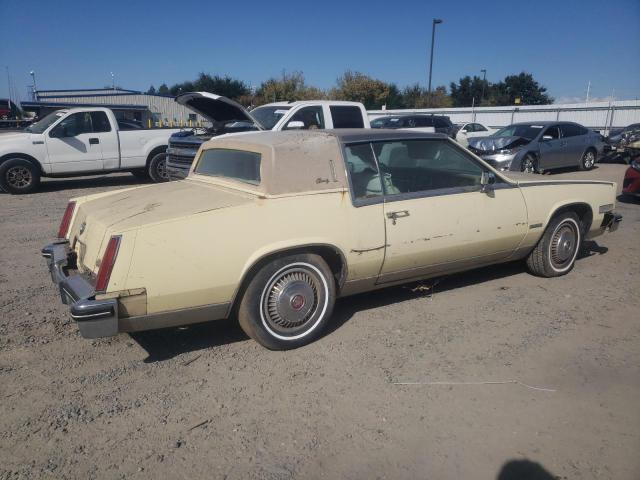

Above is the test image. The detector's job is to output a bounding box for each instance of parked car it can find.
[454,122,496,141]
[622,155,640,199]
[468,121,605,173]
[166,93,370,179]
[370,114,455,137]
[0,108,181,193]
[605,124,640,159]
[42,130,621,350]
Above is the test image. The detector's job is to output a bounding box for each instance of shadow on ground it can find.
[497,459,557,480]
[131,241,607,362]
[37,174,147,193]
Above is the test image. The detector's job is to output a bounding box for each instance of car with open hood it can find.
[468,121,605,174]
[165,92,369,179]
[42,129,621,350]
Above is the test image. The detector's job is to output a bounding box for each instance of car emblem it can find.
[79,221,86,235]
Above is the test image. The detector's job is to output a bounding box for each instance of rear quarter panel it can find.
[118,129,180,169]
[122,191,386,314]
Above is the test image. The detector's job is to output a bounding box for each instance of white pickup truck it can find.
[166,93,370,179]
[0,108,181,194]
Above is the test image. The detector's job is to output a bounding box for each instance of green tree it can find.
[157,83,170,95]
[491,72,553,105]
[401,84,452,108]
[146,85,156,95]
[254,71,325,105]
[449,75,487,107]
[329,71,392,109]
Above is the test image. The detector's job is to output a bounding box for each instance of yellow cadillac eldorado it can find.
[42,130,622,349]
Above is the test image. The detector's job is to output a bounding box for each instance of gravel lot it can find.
[1,164,638,480]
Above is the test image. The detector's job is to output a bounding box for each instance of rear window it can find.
[330,106,364,128]
[433,117,452,128]
[194,148,261,185]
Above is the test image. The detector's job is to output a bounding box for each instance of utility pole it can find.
[586,80,591,104]
[427,18,443,94]
[111,72,115,90]
[480,69,487,104]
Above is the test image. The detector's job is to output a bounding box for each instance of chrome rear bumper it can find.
[42,242,118,339]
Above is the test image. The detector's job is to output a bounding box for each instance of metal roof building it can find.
[21,88,208,127]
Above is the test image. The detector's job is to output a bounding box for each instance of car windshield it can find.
[24,110,66,133]
[249,106,291,130]
[493,124,544,141]
[194,148,261,185]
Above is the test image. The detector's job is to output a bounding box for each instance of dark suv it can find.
[371,114,456,137]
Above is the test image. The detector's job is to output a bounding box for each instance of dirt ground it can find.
[1,164,638,480]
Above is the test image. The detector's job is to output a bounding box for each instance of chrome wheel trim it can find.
[548,218,580,272]
[259,262,329,341]
[583,151,595,168]
[156,155,169,180]
[521,156,535,173]
[6,166,32,189]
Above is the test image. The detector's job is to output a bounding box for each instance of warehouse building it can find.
[20,88,208,127]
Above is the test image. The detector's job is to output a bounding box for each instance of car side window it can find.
[474,123,488,132]
[50,112,92,137]
[344,143,384,202]
[372,139,484,195]
[542,126,560,140]
[285,106,325,130]
[91,112,112,133]
[330,106,365,128]
[560,124,583,138]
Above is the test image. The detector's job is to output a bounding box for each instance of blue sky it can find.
[1,0,639,103]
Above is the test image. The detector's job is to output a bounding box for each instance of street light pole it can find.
[480,69,487,104]
[29,70,37,100]
[427,18,443,95]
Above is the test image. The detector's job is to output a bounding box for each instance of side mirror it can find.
[480,171,496,193]
[542,135,553,141]
[286,120,305,130]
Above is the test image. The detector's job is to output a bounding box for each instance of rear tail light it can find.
[95,235,121,293]
[57,201,76,238]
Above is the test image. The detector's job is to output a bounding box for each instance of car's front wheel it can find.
[526,212,582,277]
[0,158,41,194]
[520,154,538,174]
[237,253,336,350]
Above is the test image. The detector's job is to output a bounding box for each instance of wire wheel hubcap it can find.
[6,166,32,188]
[262,267,320,333]
[550,222,578,268]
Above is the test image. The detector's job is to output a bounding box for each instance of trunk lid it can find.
[70,180,252,272]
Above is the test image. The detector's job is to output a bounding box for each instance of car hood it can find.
[70,180,253,272]
[176,92,263,129]
[0,131,31,141]
[469,136,531,152]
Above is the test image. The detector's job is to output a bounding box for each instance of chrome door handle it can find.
[386,210,410,225]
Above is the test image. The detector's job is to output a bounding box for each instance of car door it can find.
[283,105,325,130]
[369,138,527,284]
[559,123,587,167]
[537,125,564,170]
[46,111,106,173]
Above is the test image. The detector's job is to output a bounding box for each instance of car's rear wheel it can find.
[580,149,596,171]
[0,158,41,194]
[148,152,169,183]
[526,212,582,277]
[237,253,335,350]
[520,154,538,174]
